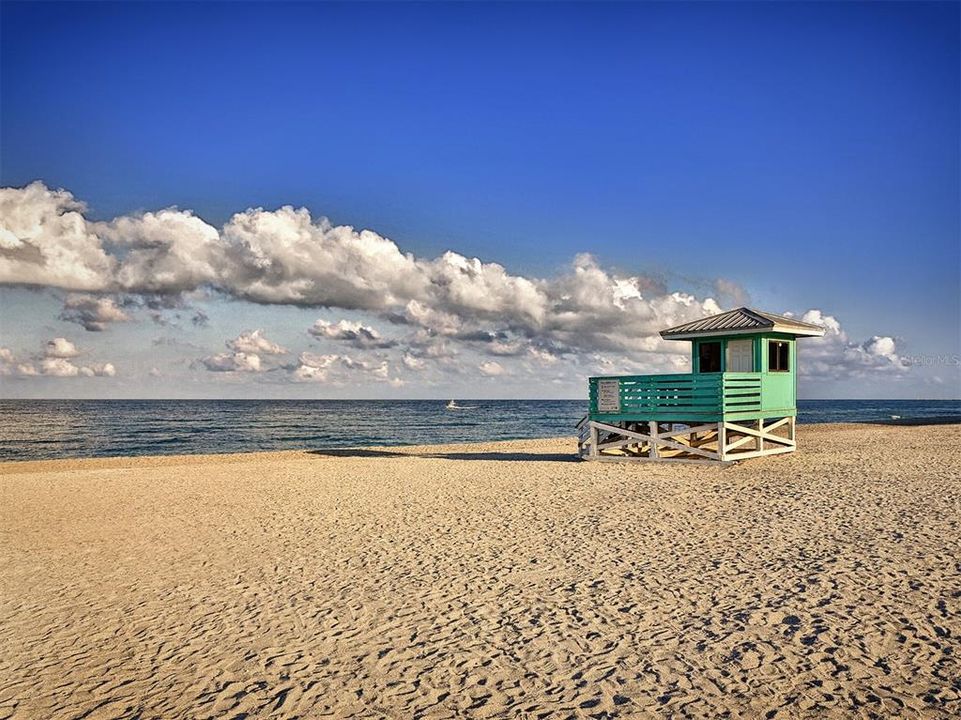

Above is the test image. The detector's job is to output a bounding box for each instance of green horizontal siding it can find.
[588,371,796,423]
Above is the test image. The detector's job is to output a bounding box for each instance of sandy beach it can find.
[1,422,959,719]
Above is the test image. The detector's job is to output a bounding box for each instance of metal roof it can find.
[659,307,825,340]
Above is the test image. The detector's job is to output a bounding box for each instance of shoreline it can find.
[3,420,960,472]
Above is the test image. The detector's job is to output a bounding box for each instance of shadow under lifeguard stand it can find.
[577,307,824,464]
[308,448,580,462]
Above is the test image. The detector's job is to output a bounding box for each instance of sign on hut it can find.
[577,307,824,463]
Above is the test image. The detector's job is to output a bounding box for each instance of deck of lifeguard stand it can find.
[576,372,797,463]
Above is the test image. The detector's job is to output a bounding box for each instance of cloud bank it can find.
[797,310,907,379]
[0,182,721,353]
[0,181,909,385]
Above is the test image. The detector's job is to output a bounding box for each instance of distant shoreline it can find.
[2,399,959,463]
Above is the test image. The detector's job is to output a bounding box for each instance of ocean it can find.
[0,399,958,462]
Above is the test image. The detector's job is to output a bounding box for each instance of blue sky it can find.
[0,1,958,399]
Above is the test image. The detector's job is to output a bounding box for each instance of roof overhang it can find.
[661,325,825,341]
[659,307,826,341]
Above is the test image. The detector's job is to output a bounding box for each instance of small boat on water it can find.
[446,399,460,410]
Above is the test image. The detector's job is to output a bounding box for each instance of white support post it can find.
[649,421,659,459]
[718,422,727,462]
[758,418,764,452]
[589,424,599,458]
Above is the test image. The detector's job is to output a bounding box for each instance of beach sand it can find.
[1,423,959,719]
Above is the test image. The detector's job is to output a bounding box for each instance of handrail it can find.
[588,372,763,420]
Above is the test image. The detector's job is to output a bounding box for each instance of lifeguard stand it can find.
[577,307,824,463]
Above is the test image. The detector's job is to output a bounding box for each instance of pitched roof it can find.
[659,307,825,340]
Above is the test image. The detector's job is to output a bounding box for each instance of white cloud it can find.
[527,347,560,365]
[200,330,286,373]
[0,182,910,388]
[0,347,15,376]
[714,277,750,306]
[80,362,116,377]
[409,335,458,359]
[534,255,724,356]
[41,357,81,376]
[394,300,464,336]
[292,363,328,382]
[422,251,546,327]
[798,309,907,378]
[308,319,396,348]
[479,360,506,377]
[221,205,426,309]
[863,335,900,363]
[0,182,115,291]
[98,208,225,294]
[227,329,287,356]
[60,293,131,331]
[45,337,80,358]
[23,344,117,378]
[290,351,397,384]
[201,351,262,373]
[0,184,717,362]
[0,184,724,362]
[290,352,340,382]
[371,360,390,379]
[402,352,427,371]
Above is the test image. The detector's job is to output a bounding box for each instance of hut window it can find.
[698,342,722,373]
[769,341,790,372]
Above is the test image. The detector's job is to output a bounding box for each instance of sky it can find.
[0,1,958,399]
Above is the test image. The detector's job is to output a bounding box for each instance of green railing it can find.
[588,372,764,423]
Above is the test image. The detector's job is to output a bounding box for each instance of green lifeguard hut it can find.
[577,307,824,463]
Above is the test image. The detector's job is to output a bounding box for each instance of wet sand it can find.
[1,423,959,718]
